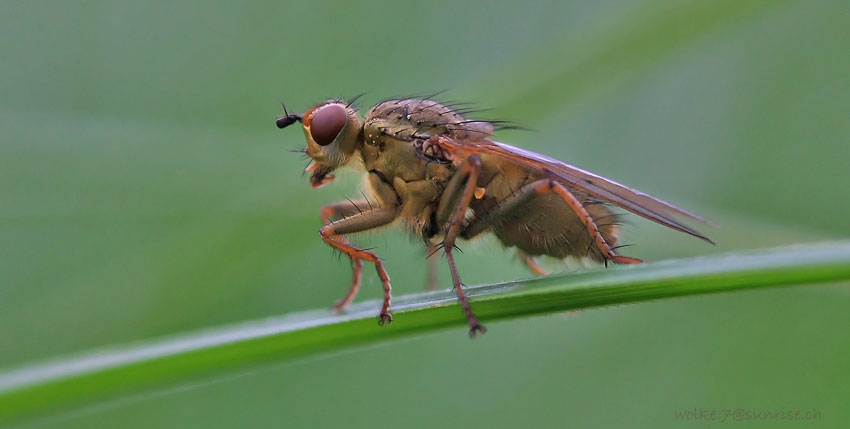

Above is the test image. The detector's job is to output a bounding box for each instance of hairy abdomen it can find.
[470,160,620,261]
[491,191,619,260]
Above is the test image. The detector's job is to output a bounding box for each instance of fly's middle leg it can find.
[435,154,486,338]
[319,207,398,323]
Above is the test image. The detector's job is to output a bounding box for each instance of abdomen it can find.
[471,161,621,261]
[491,189,619,261]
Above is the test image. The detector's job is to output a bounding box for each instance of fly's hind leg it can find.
[321,200,371,312]
[462,179,642,265]
[435,154,486,337]
[425,240,440,292]
[319,207,398,323]
[518,251,548,276]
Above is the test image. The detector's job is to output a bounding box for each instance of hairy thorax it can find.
[357,99,469,238]
[356,98,620,260]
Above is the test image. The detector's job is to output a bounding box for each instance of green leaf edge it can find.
[1,241,849,423]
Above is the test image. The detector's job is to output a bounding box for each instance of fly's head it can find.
[277,100,362,188]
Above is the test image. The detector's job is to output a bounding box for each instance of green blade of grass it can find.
[1,241,849,423]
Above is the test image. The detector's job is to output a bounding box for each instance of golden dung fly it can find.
[276,97,712,337]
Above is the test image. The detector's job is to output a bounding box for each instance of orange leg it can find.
[320,200,370,312]
[460,179,642,266]
[519,252,548,276]
[425,242,440,291]
[319,206,397,322]
[333,258,362,311]
[538,180,642,265]
[436,154,486,338]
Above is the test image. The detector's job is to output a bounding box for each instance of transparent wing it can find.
[436,137,715,244]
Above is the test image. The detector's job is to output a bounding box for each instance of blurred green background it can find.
[2,0,849,427]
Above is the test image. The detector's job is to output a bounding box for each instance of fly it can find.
[276,97,713,337]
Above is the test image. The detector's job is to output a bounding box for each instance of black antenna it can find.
[346,92,367,108]
[276,103,303,129]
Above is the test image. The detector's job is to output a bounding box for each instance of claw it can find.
[378,312,393,326]
[468,323,487,339]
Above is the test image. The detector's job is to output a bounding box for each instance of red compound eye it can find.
[310,104,346,146]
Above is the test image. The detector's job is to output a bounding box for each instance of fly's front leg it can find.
[320,207,398,324]
[435,154,486,337]
[321,200,371,312]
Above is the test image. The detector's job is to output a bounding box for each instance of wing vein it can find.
[438,138,714,244]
